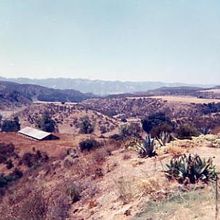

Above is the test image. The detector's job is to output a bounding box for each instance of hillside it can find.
[0,77,214,95]
[0,80,94,110]
[16,102,118,136]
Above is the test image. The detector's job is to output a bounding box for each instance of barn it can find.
[18,127,55,141]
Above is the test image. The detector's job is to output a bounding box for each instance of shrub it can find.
[20,150,49,168]
[18,191,48,220]
[165,154,217,184]
[141,112,174,145]
[142,112,173,135]
[1,117,20,132]
[79,139,100,152]
[110,134,123,141]
[79,116,94,134]
[66,183,81,203]
[176,124,199,139]
[5,160,14,169]
[100,125,107,134]
[120,122,142,139]
[36,111,56,132]
[0,168,23,188]
[0,143,16,164]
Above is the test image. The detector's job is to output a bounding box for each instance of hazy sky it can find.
[0,0,220,84]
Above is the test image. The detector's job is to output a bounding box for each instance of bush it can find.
[176,124,199,139]
[110,134,123,141]
[142,112,173,134]
[79,139,100,152]
[0,168,23,188]
[20,150,49,168]
[141,112,174,139]
[165,154,217,184]
[100,125,107,134]
[66,183,81,203]
[1,117,20,132]
[36,112,56,132]
[120,122,142,139]
[79,116,94,134]
[0,143,16,164]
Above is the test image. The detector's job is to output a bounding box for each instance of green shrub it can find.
[0,168,23,188]
[141,112,174,145]
[165,154,217,184]
[0,143,15,164]
[36,111,56,132]
[142,112,173,135]
[79,139,100,152]
[20,150,49,168]
[120,122,142,139]
[79,116,94,134]
[1,117,20,132]
[176,124,199,139]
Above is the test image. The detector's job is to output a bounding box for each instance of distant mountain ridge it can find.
[0,80,93,109]
[0,77,214,95]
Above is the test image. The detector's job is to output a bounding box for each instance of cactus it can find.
[166,154,217,184]
[158,131,172,146]
[125,136,156,158]
[139,136,156,158]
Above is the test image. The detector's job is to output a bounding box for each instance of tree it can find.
[79,116,94,134]
[1,116,20,132]
[36,112,56,132]
[141,112,174,145]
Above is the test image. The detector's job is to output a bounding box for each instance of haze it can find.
[0,0,220,84]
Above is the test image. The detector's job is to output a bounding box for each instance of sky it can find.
[0,0,220,84]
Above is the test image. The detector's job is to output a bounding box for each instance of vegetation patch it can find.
[134,188,215,220]
[165,154,217,184]
[79,139,101,152]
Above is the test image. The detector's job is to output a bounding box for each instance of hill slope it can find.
[0,80,93,109]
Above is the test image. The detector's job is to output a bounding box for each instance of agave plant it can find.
[157,131,173,146]
[165,154,217,184]
[125,136,156,158]
[140,136,156,158]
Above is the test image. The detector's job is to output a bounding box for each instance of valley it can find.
[0,80,220,220]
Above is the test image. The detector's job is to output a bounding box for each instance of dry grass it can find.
[165,145,188,157]
[134,186,216,220]
[114,175,163,205]
[152,95,220,104]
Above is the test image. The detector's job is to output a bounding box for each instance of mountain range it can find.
[0,77,214,95]
[0,80,93,109]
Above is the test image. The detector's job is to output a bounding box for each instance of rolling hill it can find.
[0,80,94,109]
[0,76,214,95]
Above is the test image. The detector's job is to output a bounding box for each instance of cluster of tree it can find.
[141,112,200,142]
[200,103,220,114]
[0,115,20,132]
[36,112,57,132]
